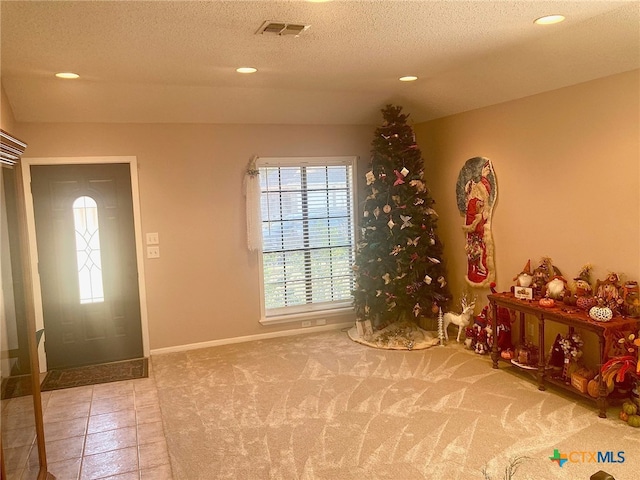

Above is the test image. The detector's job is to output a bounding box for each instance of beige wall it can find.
[14,122,372,350]
[415,69,639,304]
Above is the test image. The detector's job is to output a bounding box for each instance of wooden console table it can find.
[488,292,639,418]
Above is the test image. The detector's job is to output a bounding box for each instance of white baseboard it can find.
[150,322,353,356]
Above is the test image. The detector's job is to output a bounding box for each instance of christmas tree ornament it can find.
[382,273,391,284]
[393,170,405,186]
[383,204,392,214]
[400,167,409,177]
[438,276,447,288]
[410,179,426,192]
[363,210,369,217]
[400,215,413,229]
[407,237,420,247]
[427,256,441,264]
[432,302,440,314]
[365,170,376,185]
[387,219,396,229]
[413,303,422,317]
[425,208,438,217]
[373,206,380,218]
[414,198,424,205]
[424,274,432,284]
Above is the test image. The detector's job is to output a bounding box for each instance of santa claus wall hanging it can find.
[455,157,497,288]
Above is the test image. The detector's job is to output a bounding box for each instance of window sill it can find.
[259,306,355,326]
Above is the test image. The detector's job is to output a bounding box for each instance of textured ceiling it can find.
[1,0,639,125]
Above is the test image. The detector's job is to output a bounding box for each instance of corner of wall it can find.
[1,82,17,132]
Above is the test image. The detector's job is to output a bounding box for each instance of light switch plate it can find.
[146,232,159,245]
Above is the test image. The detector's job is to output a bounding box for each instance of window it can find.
[258,156,356,320]
[73,196,105,304]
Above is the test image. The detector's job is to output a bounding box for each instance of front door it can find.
[31,163,142,369]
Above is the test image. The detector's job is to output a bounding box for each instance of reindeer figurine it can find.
[443,296,476,343]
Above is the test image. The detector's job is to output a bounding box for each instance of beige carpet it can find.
[152,330,638,479]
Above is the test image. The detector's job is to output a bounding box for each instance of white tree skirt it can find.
[348,320,441,350]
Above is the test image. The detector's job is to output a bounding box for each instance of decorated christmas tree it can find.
[352,105,451,331]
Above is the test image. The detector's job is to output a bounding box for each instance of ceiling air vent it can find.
[256,21,310,37]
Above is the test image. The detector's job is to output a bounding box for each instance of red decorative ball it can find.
[431,303,439,314]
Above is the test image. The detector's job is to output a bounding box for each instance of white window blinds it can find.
[258,157,356,317]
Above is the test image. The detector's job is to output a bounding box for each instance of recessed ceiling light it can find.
[534,14,565,25]
[55,72,79,79]
[399,76,418,82]
[236,67,257,74]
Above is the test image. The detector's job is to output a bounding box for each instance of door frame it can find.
[20,156,150,373]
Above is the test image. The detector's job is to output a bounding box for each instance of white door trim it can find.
[21,156,150,373]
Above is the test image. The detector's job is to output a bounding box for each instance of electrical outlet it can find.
[146,232,159,245]
[147,246,160,258]
[301,320,312,327]
[316,319,326,326]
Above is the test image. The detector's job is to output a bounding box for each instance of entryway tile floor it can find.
[2,364,173,480]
